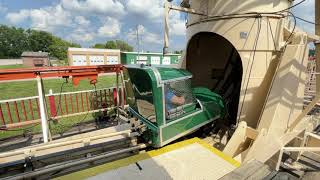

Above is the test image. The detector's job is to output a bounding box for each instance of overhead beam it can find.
[0,65,123,85]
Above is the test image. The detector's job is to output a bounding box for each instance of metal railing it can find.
[0,87,125,129]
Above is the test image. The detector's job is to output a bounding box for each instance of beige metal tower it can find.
[164,0,320,168]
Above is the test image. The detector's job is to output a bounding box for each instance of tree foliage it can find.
[49,36,80,60]
[173,50,183,54]
[0,26,28,58]
[0,25,80,60]
[92,40,133,52]
[92,43,105,49]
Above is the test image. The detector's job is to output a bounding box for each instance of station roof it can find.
[21,51,49,57]
[68,47,120,53]
[121,51,181,56]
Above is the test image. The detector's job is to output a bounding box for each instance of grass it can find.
[0,64,25,69]
[0,111,115,140]
[0,75,117,139]
[0,75,116,100]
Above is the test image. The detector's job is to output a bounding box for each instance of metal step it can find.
[220,160,273,180]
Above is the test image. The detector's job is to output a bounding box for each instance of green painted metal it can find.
[192,87,226,118]
[125,66,225,147]
[161,112,217,143]
[121,52,181,65]
[157,68,192,81]
[161,88,225,145]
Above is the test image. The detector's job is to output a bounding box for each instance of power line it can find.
[274,0,306,13]
[294,15,320,25]
[284,11,297,46]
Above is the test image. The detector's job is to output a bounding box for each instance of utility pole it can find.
[136,25,140,61]
[163,1,169,54]
[316,0,320,95]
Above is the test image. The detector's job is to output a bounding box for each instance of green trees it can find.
[27,29,53,53]
[173,50,183,54]
[92,40,133,52]
[49,36,80,61]
[0,26,29,58]
[0,25,80,60]
[92,43,105,49]
[105,41,117,49]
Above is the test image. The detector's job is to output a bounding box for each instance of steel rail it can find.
[0,129,132,158]
[4,143,147,180]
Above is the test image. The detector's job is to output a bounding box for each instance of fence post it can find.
[37,76,49,143]
[120,71,126,108]
[116,72,120,118]
[48,89,57,117]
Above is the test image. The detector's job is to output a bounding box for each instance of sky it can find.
[0,0,317,52]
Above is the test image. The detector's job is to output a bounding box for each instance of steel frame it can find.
[0,65,123,85]
[276,132,320,171]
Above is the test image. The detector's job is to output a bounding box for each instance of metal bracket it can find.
[24,155,34,172]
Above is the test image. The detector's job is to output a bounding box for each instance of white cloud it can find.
[4,0,186,49]
[170,20,186,36]
[126,0,186,36]
[126,0,162,20]
[74,16,90,26]
[98,17,121,37]
[6,4,72,32]
[127,25,162,45]
[70,28,94,42]
[61,0,125,17]
[169,11,186,36]
[31,5,71,31]
[6,10,30,24]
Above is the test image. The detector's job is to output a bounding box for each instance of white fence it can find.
[0,59,23,66]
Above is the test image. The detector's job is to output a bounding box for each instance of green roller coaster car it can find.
[124,65,225,147]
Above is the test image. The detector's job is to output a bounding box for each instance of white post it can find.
[37,76,49,143]
[49,89,53,95]
[276,148,284,171]
[163,1,170,54]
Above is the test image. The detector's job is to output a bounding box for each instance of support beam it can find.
[37,76,49,143]
[223,121,248,158]
[316,0,320,94]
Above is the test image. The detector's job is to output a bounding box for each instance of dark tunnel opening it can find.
[186,32,243,126]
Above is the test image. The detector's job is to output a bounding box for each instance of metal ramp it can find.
[57,138,240,180]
